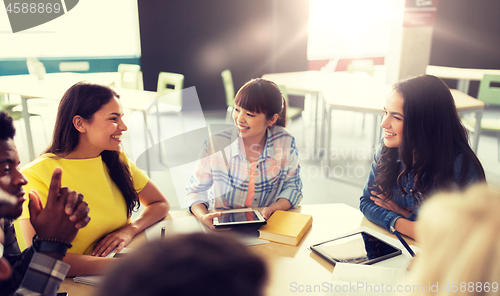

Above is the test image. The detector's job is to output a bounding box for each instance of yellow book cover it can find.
[258,210,313,246]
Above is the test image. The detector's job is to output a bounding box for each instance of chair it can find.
[145,72,184,165]
[347,60,375,131]
[117,64,142,90]
[462,74,500,160]
[26,57,46,80]
[346,59,374,75]
[156,72,184,107]
[278,85,305,147]
[476,74,500,106]
[278,85,303,124]
[0,94,23,121]
[0,93,20,113]
[0,94,48,149]
[221,69,235,124]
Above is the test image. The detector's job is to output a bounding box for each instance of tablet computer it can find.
[310,231,402,266]
[213,210,266,229]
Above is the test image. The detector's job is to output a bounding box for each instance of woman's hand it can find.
[260,198,292,220]
[370,190,412,218]
[190,203,229,231]
[199,212,224,230]
[92,226,135,257]
[260,207,276,220]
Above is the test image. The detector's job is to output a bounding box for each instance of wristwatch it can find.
[32,235,72,257]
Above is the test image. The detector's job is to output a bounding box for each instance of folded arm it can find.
[360,159,405,231]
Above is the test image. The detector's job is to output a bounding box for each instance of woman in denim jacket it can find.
[360,75,485,240]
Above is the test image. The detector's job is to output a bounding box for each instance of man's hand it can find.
[28,168,90,243]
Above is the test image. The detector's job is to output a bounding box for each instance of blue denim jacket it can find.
[359,144,481,232]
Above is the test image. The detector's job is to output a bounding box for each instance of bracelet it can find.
[32,235,72,257]
[33,235,72,247]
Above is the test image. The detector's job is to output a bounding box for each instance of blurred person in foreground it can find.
[409,184,500,296]
[96,233,268,296]
[0,111,90,296]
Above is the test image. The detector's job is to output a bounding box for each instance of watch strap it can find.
[32,235,72,257]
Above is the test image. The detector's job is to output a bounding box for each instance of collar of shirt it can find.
[230,127,276,162]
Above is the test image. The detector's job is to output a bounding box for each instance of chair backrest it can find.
[157,72,184,106]
[347,59,374,76]
[478,74,500,107]
[26,57,46,80]
[221,69,235,108]
[118,64,142,90]
[0,94,5,109]
[278,84,289,104]
[278,85,292,120]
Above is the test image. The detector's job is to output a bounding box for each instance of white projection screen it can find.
[0,0,141,59]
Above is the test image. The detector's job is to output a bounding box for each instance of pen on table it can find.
[390,226,415,257]
[161,226,165,240]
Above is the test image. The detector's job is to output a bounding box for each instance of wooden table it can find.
[426,65,500,94]
[57,204,416,296]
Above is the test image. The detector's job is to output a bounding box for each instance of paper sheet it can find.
[327,263,408,296]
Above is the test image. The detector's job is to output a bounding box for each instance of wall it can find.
[139,0,500,109]
[429,0,500,96]
[138,0,309,111]
[0,0,141,76]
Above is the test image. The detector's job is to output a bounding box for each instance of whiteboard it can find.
[0,0,141,58]
[307,0,403,60]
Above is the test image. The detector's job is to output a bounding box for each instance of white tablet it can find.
[213,210,266,229]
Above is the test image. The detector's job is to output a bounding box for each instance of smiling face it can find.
[74,96,127,157]
[381,90,405,148]
[0,139,28,219]
[233,104,277,143]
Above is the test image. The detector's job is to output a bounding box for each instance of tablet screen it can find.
[217,211,260,223]
[312,232,401,265]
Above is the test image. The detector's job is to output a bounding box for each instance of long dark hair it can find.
[46,82,139,217]
[234,78,287,127]
[374,75,485,203]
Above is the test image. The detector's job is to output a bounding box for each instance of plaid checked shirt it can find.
[186,126,303,210]
[0,219,70,296]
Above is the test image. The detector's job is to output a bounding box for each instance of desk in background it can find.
[263,71,388,151]
[0,73,158,166]
[263,71,485,157]
[58,204,416,296]
[323,84,484,168]
[262,71,325,154]
[426,65,500,94]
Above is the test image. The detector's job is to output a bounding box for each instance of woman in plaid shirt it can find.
[186,79,303,229]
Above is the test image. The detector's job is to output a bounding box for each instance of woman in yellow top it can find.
[19,82,170,276]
